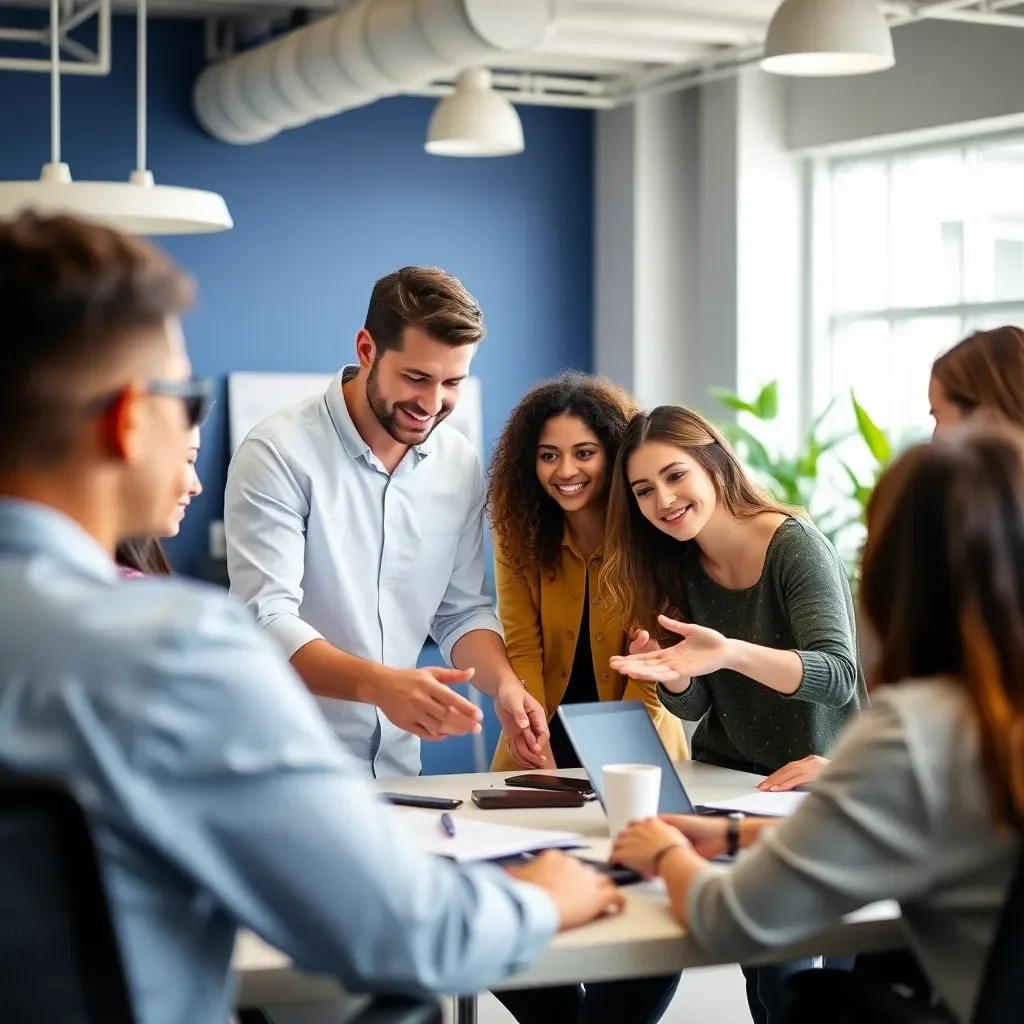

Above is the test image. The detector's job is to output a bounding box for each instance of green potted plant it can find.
[707,381,892,572]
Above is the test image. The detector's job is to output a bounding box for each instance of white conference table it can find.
[233,762,906,1021]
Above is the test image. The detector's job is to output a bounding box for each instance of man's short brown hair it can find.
[364,266,485,354]
[0,212,194,468]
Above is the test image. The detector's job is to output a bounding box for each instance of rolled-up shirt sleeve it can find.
[431,463,503,666]
[224,435,324,658]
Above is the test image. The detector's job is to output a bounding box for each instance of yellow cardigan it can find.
[491,528,688,772]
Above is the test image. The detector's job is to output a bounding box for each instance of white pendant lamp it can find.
[761,0,895,77]
[0,0,231,234]
[425,69,524,158]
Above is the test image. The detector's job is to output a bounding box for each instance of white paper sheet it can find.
[393,808,584,863]
[700,790,809,817]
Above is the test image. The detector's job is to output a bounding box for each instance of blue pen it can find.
[440,812,457,838]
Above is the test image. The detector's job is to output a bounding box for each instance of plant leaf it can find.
[808,397,837,438]
[709,387,760,418]
[753,380,779,421]
[851,392,892,466]
[719,422,773,474]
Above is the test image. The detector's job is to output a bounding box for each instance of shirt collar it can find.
[0,499,119,582]
[326,366,436,462]
[561,522,604,563]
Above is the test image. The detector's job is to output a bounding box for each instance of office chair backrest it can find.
[0,776,135,1023]
[972,835,1024,1023]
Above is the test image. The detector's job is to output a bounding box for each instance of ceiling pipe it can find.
[192,0,553,144]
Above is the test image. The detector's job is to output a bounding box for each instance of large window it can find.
[813,136,1024,447]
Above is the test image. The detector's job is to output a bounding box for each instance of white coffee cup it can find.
[602,763,662,840]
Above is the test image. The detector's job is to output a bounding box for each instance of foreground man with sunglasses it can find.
[0,213,623,1024]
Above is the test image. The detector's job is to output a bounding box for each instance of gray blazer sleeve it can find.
[685,695,934,959]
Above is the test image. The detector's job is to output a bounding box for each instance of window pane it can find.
[967,308,1024,333]
[890,151,965,308]
[974,142,1024,302]
[890,316,962,441]
[829,316,890,432]
[831,161,889,313]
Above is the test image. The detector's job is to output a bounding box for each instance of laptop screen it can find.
[557,701,695,816]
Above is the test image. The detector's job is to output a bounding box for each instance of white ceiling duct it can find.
[193,0,554,145]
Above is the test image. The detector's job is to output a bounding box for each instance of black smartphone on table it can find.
[505,773,595,798]
[576,857,644,886]
[382,793,463,810]
[472,789,587,810]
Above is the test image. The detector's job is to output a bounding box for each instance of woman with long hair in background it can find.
[603,405,866,1024]
[611,424,1024,1024]
[116,424,203,577]
[930,325,1024,433]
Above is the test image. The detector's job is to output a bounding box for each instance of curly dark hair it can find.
[487,372,638,581]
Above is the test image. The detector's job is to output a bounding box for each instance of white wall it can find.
[594,103,637,392]
[594,67,803,444]
[736,68,803,443]
[593,90,701,409]
[635,89,701,409]
[787,20,1024,153]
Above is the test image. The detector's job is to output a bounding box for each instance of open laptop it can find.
[558,701,721,817]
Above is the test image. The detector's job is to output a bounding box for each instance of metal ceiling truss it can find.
[0,0,110,73]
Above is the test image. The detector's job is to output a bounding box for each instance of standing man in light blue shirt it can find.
[0,213,624,1024]
[225,267,551,778]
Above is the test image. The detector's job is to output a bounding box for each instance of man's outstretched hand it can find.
[377,666,483,741]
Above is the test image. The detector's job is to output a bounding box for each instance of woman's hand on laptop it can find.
[611,818,692,877]
[757,754,830,792]
[656,815,731,859]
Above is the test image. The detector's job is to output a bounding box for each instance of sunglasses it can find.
[89,377,215,428]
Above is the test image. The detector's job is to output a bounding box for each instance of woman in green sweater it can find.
[602,405,866,1024]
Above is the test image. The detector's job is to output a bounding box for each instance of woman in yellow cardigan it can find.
[487,372,688,773]
[486,372,684,1024]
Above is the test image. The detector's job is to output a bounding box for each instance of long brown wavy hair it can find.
[602,405,797,634]
[487,372,637,580]
[860,424,1024,827]
[115,538,173,576]
[932,325,1024,427]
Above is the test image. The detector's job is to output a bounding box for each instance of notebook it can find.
[393,808,584,863]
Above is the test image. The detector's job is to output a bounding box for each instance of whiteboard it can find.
[227,371,484,460]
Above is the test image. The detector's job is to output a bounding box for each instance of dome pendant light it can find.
[426,69,524,158]
[761,0,895,77]
[0,0,232,233]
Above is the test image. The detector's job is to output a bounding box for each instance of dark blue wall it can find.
[0,14,594,773]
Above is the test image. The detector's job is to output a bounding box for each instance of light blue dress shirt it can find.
[225,368,502,779]
[0,501,557,1024]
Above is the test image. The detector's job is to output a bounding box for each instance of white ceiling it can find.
[5,0,1024,105]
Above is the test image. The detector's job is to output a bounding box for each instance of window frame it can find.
[808,131,1024,440]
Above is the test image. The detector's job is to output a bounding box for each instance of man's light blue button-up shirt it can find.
[0,501,557,1024]
[225,369,501,779]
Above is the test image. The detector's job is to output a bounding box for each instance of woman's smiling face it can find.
[535,414,608,513]
[627,441,718,541]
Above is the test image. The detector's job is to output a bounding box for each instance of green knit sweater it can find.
[659,517,866,775]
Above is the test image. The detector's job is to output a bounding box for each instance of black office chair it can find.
[0,775,136,1023]
[786,840,1024,1024]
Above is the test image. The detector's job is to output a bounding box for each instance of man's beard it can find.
[366,359,451,444]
